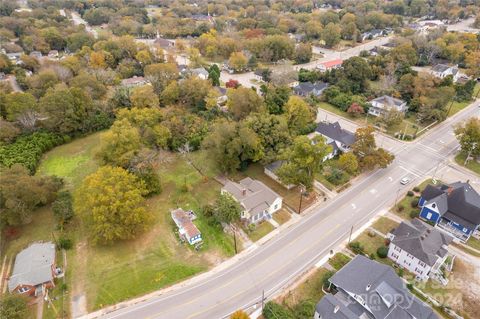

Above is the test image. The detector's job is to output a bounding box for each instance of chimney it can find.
[447,187,454,196]
[334,305,340,313]
[242,188,247,196]
[366,284,371,291]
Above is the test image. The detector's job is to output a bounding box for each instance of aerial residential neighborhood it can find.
[0,1,479,319]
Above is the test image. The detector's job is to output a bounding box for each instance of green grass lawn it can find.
[448,83,480,116]
[349,231,394,267]
[280,267,331,308]
[273,209,291,225]
[455,153,480,175]
[393,179,441,220]
[466,237,480,251]
[245,221,275,242]
[371,217,399,235]
[4,134,237,314]
[328,252,351,270]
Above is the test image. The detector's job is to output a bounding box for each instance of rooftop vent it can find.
[366,284,371,291]
[334,305,340,313]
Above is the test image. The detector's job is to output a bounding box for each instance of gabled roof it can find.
[328,255,439,319]
[424,182,480,228]
[390,219,452,266]
[321,59,343,69]
[190,67,208,77]
[431,64,455,73]
[315,121,356,146]
[315,294,359,319]
[8,242,55,292]
[371,95,405,108]
[222,177,281,216]
[293,81,328,96]
[171,208,201,239]
[121,76,148,86]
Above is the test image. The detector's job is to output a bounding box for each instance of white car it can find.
[400,177,410,185]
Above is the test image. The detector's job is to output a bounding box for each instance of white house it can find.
[316,59,343,72]
[221,177,283,224]
[314,121,356,160]
[189,67,209,80]
[430,64,460,82]
[171,208,202,245]
[387,219,453,284]
[121,76,150,87]
[368,95,407,117]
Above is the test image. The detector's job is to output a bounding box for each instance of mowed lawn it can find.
[7,134,236,312]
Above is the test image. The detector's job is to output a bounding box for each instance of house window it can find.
[274,204,278,210]
[18,287,29,293]
[426,212,432,219]
[463,227,468,233]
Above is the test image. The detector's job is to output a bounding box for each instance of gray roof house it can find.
[8,242,56,295]
[315,255,439,319]
[387,219,453,283]
[293,81,328,97]
[221,177,283,224]
[419,181,480,242]
[368,95,407,117]
[314,121,356,159]
[171,208,202,246]
[121,76,150,87]
[189,67,209,80]
[430,64,460,82]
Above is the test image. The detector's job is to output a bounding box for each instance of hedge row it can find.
[0,132,65,174]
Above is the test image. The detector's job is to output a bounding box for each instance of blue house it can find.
[419,182,480,242]
[171,208,202,245]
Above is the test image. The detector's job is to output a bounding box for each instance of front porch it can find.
[435,219,470,243]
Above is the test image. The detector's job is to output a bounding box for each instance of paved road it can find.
[88,101,478,319]
[70,11,98,39]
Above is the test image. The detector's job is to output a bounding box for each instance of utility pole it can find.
[233,231,237,255]
[394,188,401,210]
[431,160,441,183]
[348,225,354,243]
[261,289,265,311]
[464,142,477,166]
[297,184,305,214]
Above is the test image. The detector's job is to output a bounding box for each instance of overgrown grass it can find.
[371,217,399,235]
[245,221,275,242]
[455,153,480,175]
[328,253,351,270]
[349,231,393,267]
[273,209,292,225]
[280,267,331,308]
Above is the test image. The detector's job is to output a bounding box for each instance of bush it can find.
[321,270,335,290]
[409,210,419,219]
[348,241,364,255]
[413,186,420,192]
[57,236,73,250]
[377,246,389,258]
[396,204,404,212]
[410,198,419,208]
[53,191,75,229]
[0,132,65,173]
[0,294,29,319]
[262,301,293,319]
[398,268,404,277]
[292,300,316,319]
[407,191,414,197]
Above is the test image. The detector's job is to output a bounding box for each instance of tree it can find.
[202,120,263,173]
[283,96,315,135]
[70,73,107,100]
[338,153,359,174]
[294,43,312,64]
[322,23,341,48]
[0,294,28,319]
[214,193,242,224]
[52,191,74,230]
[277,135,332,190]
[347,102,364,117]
[89,51,107,69]
[0,164,62,227]
[227,87,264,120]
[208,64,221,86]
[230,310,250,319]
[352,126,394,171]
[39,85,94,134]
[4,92,40,130]
[130,85,159,108]
[390,43,418,67]
[464,51,480,78]
[228,51,248,72]
[454,118,480,159]
[98,119,142,168]
[264,85,291,114]
[74,166,151,245]
[262,301,293,319]
[226,79,240,88]
[178,77,212,110]
[144,63,179,94]
[381,108,404,128]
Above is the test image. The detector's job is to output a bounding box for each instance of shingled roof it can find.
[315,121,356,146]
[390,219,452,266]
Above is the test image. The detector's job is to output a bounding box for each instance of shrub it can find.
[369,253,376,260]
[0,132,65,173]
[413,186,420,192]
[407,191,414,197]
[348,241,364,255]
[57,237,73,250]
[262,301,293,319]
[377,246,389,258]
[398,268,404,277]
[396,204,404,212]
[410,198,419,208]
[321,270,335,290]
[409,210,419,219]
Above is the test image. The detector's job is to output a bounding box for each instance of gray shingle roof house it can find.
[171,208,202,245]
[189,67,209,80]
[387,219,453,283]
[221,177,282,224]
[419,181,480,242]
[293,81,328,97]
[315,255,439,319]
[430,64,459,82]
[368,95,407,117]
[314,121,356,159]
[121,76,150,87]
[8,242,56,295]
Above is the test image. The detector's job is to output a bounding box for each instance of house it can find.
[29,51,43,59]
[387,219,453,284]
[189,67,209,80]
[154,36,175,50]
[264,161,295,190]
[171,208,202,245]
[47,50,59,59]
[8,242,57,296]
[317,59,343,72]
[314,121,356,159]
[419,181,480,242]
[221,177,283,224]
[430,64,460,82]
[368,95,407,117]
[253,69,264,82]
[361,29,386,41]
[314,255,439,319]
[121,76,150,87]
[293,81,328,97]
[6,52,23,63]
[215,86,228,106]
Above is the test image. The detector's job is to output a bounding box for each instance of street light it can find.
[298,184,306,214]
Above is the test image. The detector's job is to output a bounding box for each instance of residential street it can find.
[85,101,479,319]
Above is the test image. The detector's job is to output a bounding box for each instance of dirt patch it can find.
[202,249,225,266]
[71,240,88,318]
[454,259,480,317]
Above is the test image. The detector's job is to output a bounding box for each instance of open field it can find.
[455,153,480,175]
[245,221,275,242]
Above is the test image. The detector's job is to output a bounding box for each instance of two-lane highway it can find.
[91,101,479,319]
